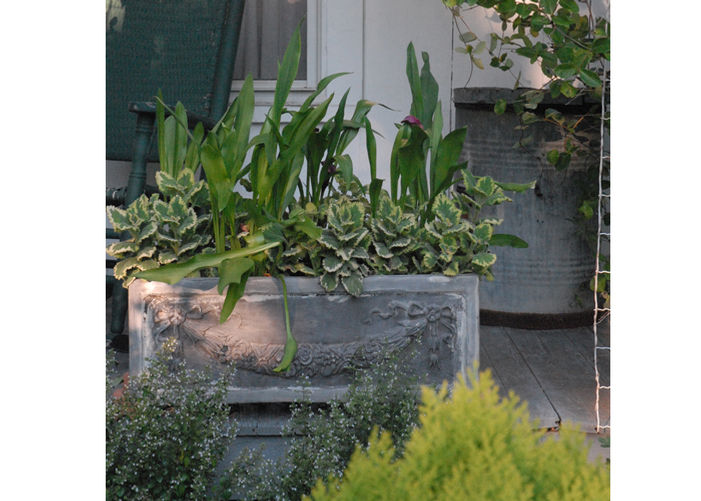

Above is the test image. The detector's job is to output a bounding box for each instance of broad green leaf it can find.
[220,274,248,324]
[335,154,353,186]
[406,43,424,127]
[135,241,280,284]
[495,180,536,192]
[541,0,557,14]
[490,233,528,248]
[300,72,351,112]
[546,149,560,166]
[419,51,439,129]
[554,63,577,79]
[172,102,188,176]
[273,276,298,372]
[559,0,580,12]
[270,22,302,130]
[293,217,322,240]
[494,98,507,115]
[200,141,233,211]
[579,68,602,88]
[217,257,254,294]
[559,81,578,98]
[432,127,467,199]
[184,122,204,172]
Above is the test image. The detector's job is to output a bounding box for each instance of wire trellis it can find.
[593,64,610,434]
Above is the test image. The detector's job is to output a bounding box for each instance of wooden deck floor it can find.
[480,323,610,432]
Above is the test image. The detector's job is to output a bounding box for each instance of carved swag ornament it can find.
[143,294,457,378]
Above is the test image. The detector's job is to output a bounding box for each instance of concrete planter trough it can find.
[129,274,479,464]
[128,274,479,403]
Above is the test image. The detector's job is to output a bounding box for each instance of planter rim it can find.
[129,274,480,296]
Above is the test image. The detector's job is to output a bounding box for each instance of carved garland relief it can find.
[143,294,458,378]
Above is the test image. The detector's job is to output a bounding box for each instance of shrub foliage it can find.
[307,370,610,501]
[106,339,234,500]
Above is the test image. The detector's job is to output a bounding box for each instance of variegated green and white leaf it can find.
[323,254,343,273]
[177,239,200,256]
[373,241,393,259]
[169,196,189,219]
[158,250,177,264]
[442,261,460,277]
[337,247,353,262]
[320,271,339,292]
[472,252,497,268]
[474,222,493,243]
[319,231,341,250]
[137,221,158,243]
[352,228,370,247]
[423,222,442,241]
[178,209,197,234]
[484,190,511,207]
[481,217,503,226]
[341,272,364,297]
[106,206,132,233]
[293,263,316,276]
[351,247,370,260]
[156,231,179,246]
[136,245,157,261]
[439,235,458,259]
[422,249,438,270]
[389,236,413,249]
[432,193,461,225]
[476,176,496,197]
[152,199,173,222]
[113,257,141,280]
[106,240,139,258]
[373,219,396,238]
[282,245,303,258]
[388,255,404,271]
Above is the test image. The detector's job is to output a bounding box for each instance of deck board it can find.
[505,327,608,432]
[480,326,560,428]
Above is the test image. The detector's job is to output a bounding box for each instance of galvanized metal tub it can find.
[454,87,596,322]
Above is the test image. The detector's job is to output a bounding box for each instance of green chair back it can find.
[106,0,245,161]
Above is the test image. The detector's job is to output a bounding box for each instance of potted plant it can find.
[444,0,610,326]
[108,26,533,403]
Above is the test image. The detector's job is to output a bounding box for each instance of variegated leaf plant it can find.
[318,198,372,296]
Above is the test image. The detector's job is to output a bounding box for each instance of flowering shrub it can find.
[106,339,235,500]
[213,356,421,501]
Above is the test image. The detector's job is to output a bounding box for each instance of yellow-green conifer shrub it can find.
[306,370,609,501]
